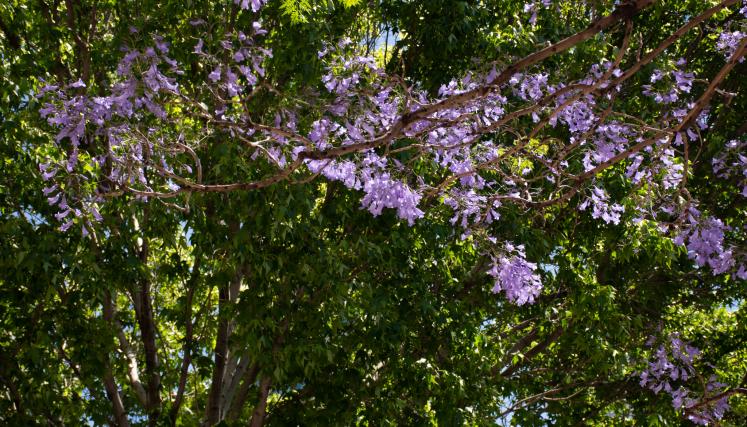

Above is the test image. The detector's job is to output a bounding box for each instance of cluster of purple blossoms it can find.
[234,0,267,13]
[36,0,747,313]
[716,31,746,62]
[712,139,747,198]
[444,189,501,229]
[549,61,622,132]
[197,25,271,110]
[673,209,738,276]
[510,72,549,102]
[639,335,730,425]
[579,186,624,225]
[37,36,183,232]
[582,122,632,172]
[37,13,273,232]
[642,59,694,105]
[487,243,543,305]
[359,173,424,225]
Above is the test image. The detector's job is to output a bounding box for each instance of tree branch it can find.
[500,324,567,378]
[106,291,148,407]
[249,376,273,427]
[129,215,162,424]
[103,291,132,427]
[168,254,201,425]
[205,264,245,425]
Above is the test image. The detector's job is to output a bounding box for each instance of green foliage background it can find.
[0,0,746,425]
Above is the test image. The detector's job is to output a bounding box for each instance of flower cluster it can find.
[639,334,731,425]
[35,0,747,306]
[716,31,746,62]
[579,186,624,225]
[712,139,747,198]
[37,36,183,232]
[487,243,543,305]
[234,0,267,12]
[443,189,501,229]
[673,209,737,276]
[359,173,424,225]
[642,59,694,105]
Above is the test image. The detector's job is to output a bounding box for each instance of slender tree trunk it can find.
[204,283,229,425]
[169,255,201,425]
[130,215,161,425]
[224,363,260,421]
[103,291,131,427]
[205,265,244,425]
[249,376,273,427]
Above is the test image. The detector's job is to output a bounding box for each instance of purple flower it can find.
[637,334,732,424]
[488,247,542,305]
[208,66,221,82]
[42,185,58,196]
[41,168,57,181]
[579,186,624,225]
[716,31,746,62]
[55,209,71,221]
[235,0,267,12]
[674,211,738,277]
[153,35,169,54]
[359,173,424,225]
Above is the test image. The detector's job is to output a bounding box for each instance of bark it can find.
[137,278,161,422]
[204,283,230,425]
[248,376,272,427]
[204,266,244,425]
[130,216,161,424]
[224,363,261,421]
[168,255,201,425]
[110,302,148,407]
[63,0,91,82]
[219,354,253,418]
[102,292,131,427]
[103,369,131,427]
[225,317,290,422]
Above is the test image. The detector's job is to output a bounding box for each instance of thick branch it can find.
[225,316,290,422]
[576,35,747,184]
[107,294,148,407]
[63,0,91,82]
[224,363,261,421]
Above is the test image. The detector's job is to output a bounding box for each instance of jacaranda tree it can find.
[2,0,747,425]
